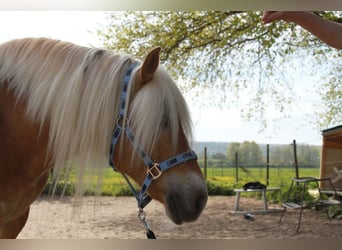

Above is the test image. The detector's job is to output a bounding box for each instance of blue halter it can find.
[109,62,198,209]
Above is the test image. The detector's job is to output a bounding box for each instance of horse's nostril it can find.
[195,194,207,211]
[165,189,208,224]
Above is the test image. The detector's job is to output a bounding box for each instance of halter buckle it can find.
[116,116,129,128]
[147,163,162,180]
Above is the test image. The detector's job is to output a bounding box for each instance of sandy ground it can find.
[18,196,342,239]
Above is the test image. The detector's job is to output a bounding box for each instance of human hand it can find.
[262,11,296,24]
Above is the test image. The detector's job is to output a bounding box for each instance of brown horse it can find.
[0,38,207,238]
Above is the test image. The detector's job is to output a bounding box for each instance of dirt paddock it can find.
[18,196,342,239]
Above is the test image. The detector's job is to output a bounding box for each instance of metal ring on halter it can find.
[147,163,162,180]
[109,62,198,239]
[116,116,129,129]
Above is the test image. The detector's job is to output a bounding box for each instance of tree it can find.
[315,62,342,128]
[226,141,264,166]
[297,144,320,167]
[226,142,240,164]
[96,11,342,128]
[249,141,264,165]
[269,144,320,167]
[270,145,293,166]
[211,152,227,160]
[239,141,264,165]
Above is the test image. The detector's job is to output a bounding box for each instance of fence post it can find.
[204,147,207,180]
[292,139,299,179]
[266,144,270,186]
[235,152,238,183]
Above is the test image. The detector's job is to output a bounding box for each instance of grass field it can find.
[204,166,321,201]
[43,167,133,196]
[43,165,321,200]
[205,166,320,187]
[42,165,342,218]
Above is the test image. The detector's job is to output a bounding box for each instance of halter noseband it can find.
[109,62,198,237]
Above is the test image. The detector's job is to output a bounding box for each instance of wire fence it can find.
[200,163,321,187]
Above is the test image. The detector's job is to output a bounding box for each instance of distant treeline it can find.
[194,141,321,168]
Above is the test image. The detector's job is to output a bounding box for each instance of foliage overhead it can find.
[96,11,342,129]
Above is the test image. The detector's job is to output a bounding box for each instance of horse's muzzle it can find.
[165,188,208,225]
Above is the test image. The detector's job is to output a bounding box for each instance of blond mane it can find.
[0,38,193,190]
[128,66,193,156]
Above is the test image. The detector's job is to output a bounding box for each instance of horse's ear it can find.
[139,47,161,85]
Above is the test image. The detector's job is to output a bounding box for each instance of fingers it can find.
[262,11,283,24]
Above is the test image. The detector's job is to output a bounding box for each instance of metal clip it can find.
[138,209,149,231]
[147,163,162,180]
[137,208,156,239]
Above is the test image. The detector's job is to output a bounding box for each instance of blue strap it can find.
[125,125,154,168]
[125,125,198,171]
[123,113,198,208]
[159,151,198,172]
[119,63,138,117]
[109,61,198,210]
[109,62,138,168]
[137,150,197,207]
[109,125,122,167]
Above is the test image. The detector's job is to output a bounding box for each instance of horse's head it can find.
[112,47,208,225]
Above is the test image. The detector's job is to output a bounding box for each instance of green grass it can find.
[43,167,135,196]
[205,167,320,186]
[44,166,342,217]
[43,166,320,200]
[204,167,320,202]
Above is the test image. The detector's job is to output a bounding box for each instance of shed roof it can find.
[322,125,342,148]
[322,124,342,135]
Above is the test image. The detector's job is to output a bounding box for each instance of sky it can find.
[0,11,328,145]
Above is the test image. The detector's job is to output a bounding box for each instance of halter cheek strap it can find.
[109,62,198,239]
[109,62,197,209]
